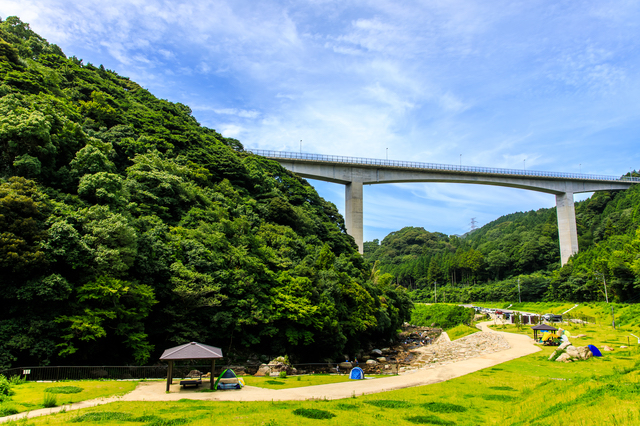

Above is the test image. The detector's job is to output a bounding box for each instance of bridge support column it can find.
[556,192,579,265]
[345,180,364,254]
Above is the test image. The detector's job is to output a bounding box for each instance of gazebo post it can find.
[211,359,215,390]
[166,360,173,392]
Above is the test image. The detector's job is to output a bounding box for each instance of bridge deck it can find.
[251,149,639,184]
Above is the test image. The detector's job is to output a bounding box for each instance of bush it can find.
[43,391,57,408]
[292,408,336,419]
[44,386,83,394]
[278,371,287,379]
[0,375,14,400]
[364,400,413,408]
[410,305,474,329]
[0,406,19,416]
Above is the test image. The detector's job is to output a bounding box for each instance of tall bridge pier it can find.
[253,150,637,265]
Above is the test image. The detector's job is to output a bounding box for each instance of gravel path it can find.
[1,321,540,423]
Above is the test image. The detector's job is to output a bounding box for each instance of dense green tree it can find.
[0,17,411,368]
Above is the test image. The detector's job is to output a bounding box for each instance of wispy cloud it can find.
[4,0,640,241]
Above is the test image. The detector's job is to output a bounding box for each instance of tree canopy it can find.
[0,16,412,368]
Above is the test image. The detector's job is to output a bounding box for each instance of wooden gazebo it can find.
[160,342,223,391]
[531,323,558,341]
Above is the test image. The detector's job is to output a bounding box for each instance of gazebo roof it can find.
[160,342,223,360]
[531,324,558,331]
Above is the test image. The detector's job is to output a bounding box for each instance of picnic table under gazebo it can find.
[531,323,558,342]
[160,342,223,391]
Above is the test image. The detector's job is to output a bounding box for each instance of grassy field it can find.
[242,374,386,390]
[4,321,640,425]
[0,380,138,417]
[8,323,640,426]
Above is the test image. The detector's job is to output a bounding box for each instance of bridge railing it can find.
[250,149,640,183]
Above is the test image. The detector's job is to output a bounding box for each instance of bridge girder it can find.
[274,159,634,265]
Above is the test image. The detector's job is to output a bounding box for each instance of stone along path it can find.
[1,321,540,423]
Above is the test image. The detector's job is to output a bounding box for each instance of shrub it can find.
[0,376,14,402]
[364,400,413,408]
[71,412,134,422]
[0,406,19,416]
[422,402,467,413]
[44,386,83,394]
[292,408,335,419]
[406,415,455,425]
[278,371,287,379]
[43,391,57,408]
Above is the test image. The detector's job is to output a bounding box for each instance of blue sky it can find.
[4,0,640,241]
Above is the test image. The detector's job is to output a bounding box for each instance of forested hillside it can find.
[0,17,412,369]
[365,184,640,304]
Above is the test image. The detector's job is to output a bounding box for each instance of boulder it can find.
[339,362,352,369]
[603,345,614,352]
[371,349,383,356]
[381,347,391,354]
[254,362,296,376]
[556,353,572,363]
[254,364,270,376]
[362,355,371,361]
[558,341,572,351]
[549,351,558,361]
[565,346,579,357]
[366,359,378,365]
[377,357,387,362]
[575,346,592,360]
[620,345,628,349]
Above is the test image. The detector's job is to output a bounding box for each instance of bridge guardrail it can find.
[249,149,640,183]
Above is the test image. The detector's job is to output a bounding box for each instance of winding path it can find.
[1,322,539,423]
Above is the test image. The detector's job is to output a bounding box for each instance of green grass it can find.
[0,380,138,415]
[242,374,386,389]
[446,324,480,341]
[5,325,640,425]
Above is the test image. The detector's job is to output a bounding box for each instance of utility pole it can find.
[300,140,302,153]
[386,148,388,160]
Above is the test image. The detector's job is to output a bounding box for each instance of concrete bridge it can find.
[252,149,638,265]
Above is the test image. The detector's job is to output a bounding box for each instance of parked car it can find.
[543,313,562,322]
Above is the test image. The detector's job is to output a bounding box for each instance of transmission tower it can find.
[470,217,478,231]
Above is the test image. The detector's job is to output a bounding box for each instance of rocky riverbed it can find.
[399,331,511,373]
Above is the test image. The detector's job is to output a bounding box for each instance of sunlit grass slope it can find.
[11,338,640,426]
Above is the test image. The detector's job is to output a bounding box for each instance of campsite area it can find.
[2,317,639,426]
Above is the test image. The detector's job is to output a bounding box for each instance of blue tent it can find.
[349,367,364,380]
[588,344,603,357]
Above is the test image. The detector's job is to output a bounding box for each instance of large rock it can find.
[575,346,592,360]
[381,347,391,354]
[565,346,579,357]
[558,341,572,351]
[339,362,352,369]
[377,357,387,362]
[556,353,572,363]
[603,345,614,352]
[254,362,296,376]
[371,349,383,356]
[366,359,378,365]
